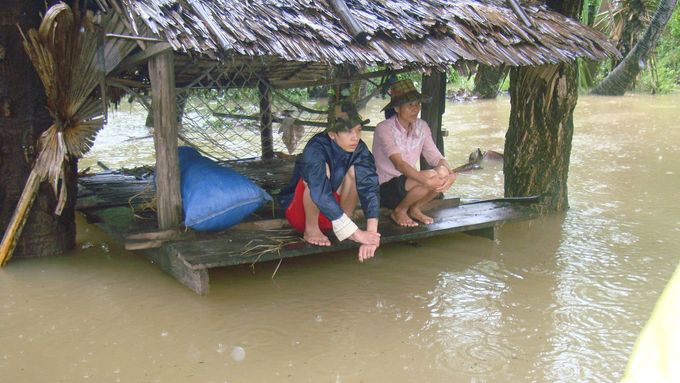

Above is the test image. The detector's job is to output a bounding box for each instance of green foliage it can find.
[638,5,680,93]
[581,0,603,25]
[588,1,679,93]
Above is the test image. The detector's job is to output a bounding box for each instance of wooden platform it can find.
[77,167,540,295]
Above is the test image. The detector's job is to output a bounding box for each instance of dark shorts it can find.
[380,175,408,210]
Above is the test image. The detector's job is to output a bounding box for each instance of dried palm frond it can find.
[0,3,137,266]
[239,233,302,272]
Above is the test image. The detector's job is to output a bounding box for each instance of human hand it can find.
[350,229,381,246]
[357,244,378,262]
[435,172,456,193]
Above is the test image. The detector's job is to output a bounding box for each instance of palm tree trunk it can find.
[0,0,76,261]
[591,0,678,95]
[504,0,583,212]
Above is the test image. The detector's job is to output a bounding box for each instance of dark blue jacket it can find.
[278,132,380,221]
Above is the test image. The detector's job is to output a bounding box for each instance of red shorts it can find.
[285,179,340,233]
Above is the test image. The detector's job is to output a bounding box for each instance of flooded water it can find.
[2,93,679,382]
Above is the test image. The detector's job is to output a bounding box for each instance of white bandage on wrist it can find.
[332,213,359,242]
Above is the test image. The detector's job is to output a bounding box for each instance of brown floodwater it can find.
[2,93,679,382]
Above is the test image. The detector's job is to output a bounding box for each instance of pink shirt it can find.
[372,116,444,184]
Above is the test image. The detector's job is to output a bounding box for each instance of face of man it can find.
[395,101,421,126]
[329,125,362,152]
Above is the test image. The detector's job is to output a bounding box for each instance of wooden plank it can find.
[163,198,536,270]
[149,50,182,230]
[125,229,183,250]
[146,248,210,295]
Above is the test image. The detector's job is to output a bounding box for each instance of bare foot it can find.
[408,208,434,225]
[390,210,418,227]
[303,230,331,246]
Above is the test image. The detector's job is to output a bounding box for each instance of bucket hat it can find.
[328,101,370,132]
[381,79,432,111]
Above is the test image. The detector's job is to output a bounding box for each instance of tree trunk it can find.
[473,64,508,99]
[504,0,582,212]
[615,0,648,66]
[0,0,77,259]
[591,0,678,95]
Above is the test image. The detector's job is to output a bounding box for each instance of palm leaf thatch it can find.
[0,4,136,266]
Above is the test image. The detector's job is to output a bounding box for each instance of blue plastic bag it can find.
[177,146,272,231]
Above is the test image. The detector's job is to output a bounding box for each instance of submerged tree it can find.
[591,0,678,95]
[473,64,509,99]
[503,0,583,211]
[0,1,135,265]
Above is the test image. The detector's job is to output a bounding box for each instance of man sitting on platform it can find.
[278,102,381,262]
[372,79,457,227]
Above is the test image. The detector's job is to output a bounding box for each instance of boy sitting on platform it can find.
[277,102,381,262]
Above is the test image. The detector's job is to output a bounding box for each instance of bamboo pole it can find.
[0,170,42,266]
[328,0,368,42]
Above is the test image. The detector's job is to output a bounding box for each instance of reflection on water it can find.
[3,93,680,382]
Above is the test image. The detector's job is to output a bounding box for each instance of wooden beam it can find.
[420,71,447,169]
[273,67,414,89]
[148,50,182,230]
[212,112,378,132]
[114,42,173,73]
[258,80,275,159]
[106,33,166,43]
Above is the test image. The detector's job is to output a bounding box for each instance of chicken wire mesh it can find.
[176,64,337,162]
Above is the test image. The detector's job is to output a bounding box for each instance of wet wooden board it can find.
[77,168,539,295]
[156,198,537,294]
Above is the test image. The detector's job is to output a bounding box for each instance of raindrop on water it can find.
[231,346,246,362]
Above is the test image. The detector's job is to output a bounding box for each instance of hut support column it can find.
[148,50,182,229]
[258,80,274,159]
[420,71,447,169]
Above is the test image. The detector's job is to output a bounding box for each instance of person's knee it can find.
[344,166,356,184]
[341,166,358,192]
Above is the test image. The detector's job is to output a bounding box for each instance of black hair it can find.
[384,107,397,120]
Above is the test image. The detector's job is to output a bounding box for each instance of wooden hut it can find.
[6,0,618,293]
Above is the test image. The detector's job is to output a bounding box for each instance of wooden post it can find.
[258,80,274,159]
[148,50,182,229]
[420,71,447,169]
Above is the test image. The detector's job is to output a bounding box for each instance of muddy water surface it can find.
[2,93,679,382]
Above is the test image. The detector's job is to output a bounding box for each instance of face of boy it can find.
[330,125,362,152]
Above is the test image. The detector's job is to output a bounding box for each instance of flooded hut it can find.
[1,0,618,293]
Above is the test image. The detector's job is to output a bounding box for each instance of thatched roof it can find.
[100,0,618,87]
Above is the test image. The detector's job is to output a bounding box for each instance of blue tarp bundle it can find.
[177,146,272,231]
